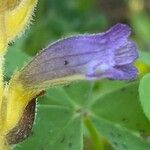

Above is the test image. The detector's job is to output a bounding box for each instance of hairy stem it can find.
[0,136,8,150]
[0,9,8,150]
[0,11,6,129]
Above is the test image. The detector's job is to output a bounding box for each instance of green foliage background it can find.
[6,0,150,150]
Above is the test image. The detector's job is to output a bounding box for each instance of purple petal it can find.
[96,23,131,50]
[114,40,138,65]
[87,64,138,80]
[18,23,138,88]
[113,64,138,80]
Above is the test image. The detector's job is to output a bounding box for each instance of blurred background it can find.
[6,0,150,149]
[25,0,150,54]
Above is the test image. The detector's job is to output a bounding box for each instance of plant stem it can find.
[84,117,105,150]
[0,11,6,131]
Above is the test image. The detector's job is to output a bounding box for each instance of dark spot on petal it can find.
[64,60,69,65]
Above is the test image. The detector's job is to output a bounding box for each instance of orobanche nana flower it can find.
[6,24,138,146]
[0,0,138,149]
[18,23,138,90]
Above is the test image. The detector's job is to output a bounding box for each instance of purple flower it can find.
[19,23,138,88]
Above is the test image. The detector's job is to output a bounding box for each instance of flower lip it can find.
[85,24,138,80]
[18,23,138,89]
